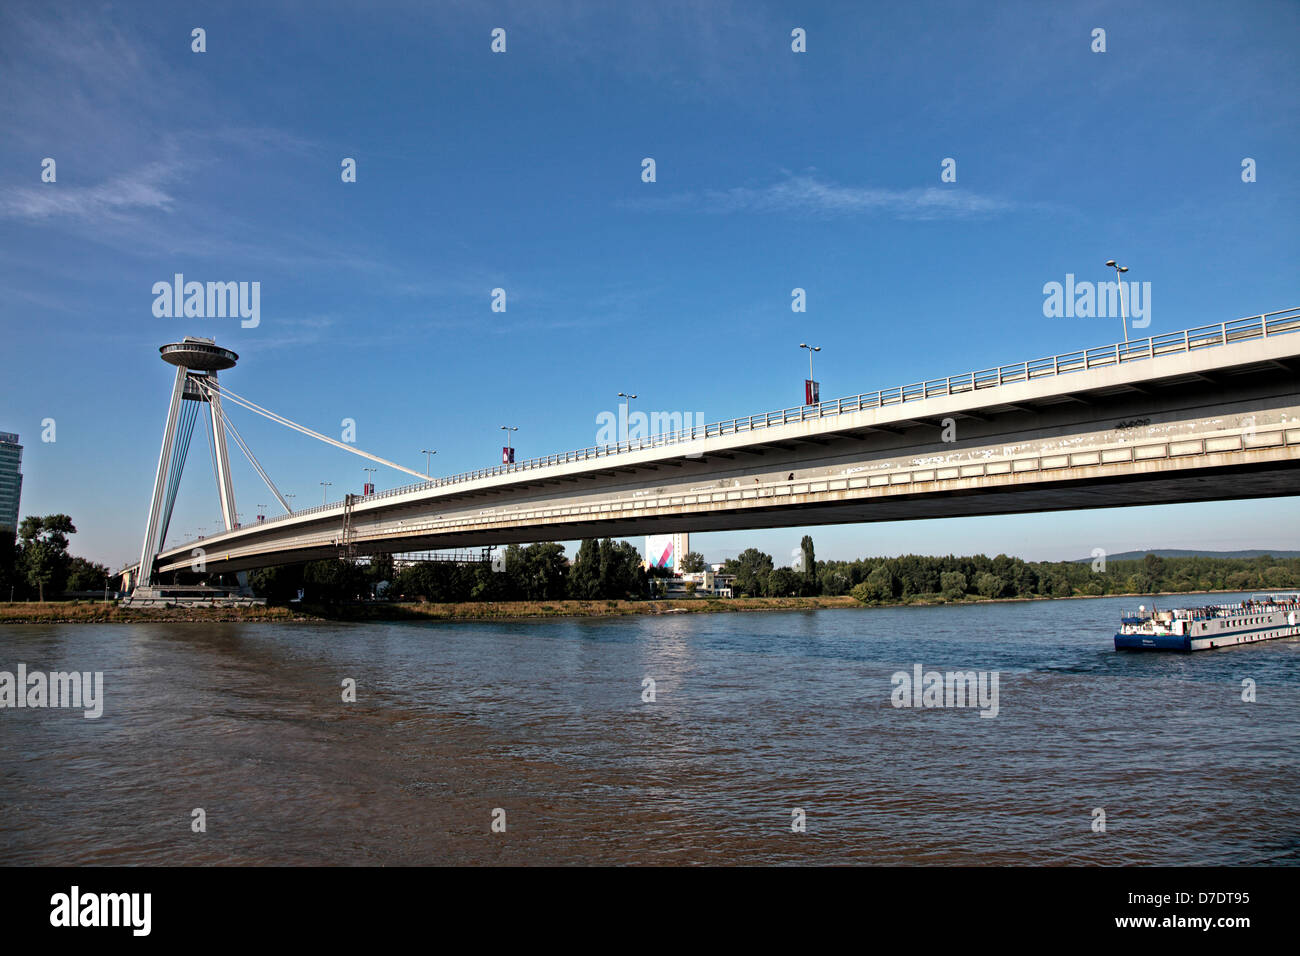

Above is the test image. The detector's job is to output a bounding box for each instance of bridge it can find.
[120,309,1300,589]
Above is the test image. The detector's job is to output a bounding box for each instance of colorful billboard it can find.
[646,534,677,569]
[646,533,689,570]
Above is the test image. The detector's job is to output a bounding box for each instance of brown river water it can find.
[1,593,1297,865]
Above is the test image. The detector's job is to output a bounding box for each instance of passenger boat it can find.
[1115,593,1300,651]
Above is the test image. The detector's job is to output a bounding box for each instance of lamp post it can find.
[617,392,637,443]
[799,343,821,404]
[421,449,436,477]
[257,503,266,522]
[799,343,821,379]
[363,467,377,495]
[1105,260,1131,344]
[500,426,518,465]
[320,481,332,505]
[285,493,295,513]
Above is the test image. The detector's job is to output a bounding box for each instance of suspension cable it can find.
[216,401,292,514]
[195,377,429,482]
[158,394,200,549]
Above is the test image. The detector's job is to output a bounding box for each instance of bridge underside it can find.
[169,460,1297,575]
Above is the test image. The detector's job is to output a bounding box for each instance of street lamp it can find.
[799,343,821,379]
[421,449,436,477]
[500,426,518,465]
[285,493,296,513]
[363,467,377,495]
[257,503,266,522]
[618,392,638,443]
[320,481,332,505]
[1105,260,1131,344]
[799,343,822,404]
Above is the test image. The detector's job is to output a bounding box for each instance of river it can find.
[1,592,1296,865]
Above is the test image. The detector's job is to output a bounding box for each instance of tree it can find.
[601,540,645,598]
[568,540,602,599]
[368,553,395,586]
[974,572,1004,599]
[303,559,368,602]
[818,565,852,596]
[799,535,817,595]
[1263,565,1296,589]
[1046,574,1073,598]
[939,571,967,600]
[510,542,569,599]
[249,563,307,603]
[17,515,77,601]
[569,539,641,599]
[680,551,706,573]
[66,556,110,593]
[767,567,800,597]
[852,564,897,603]
[1126,572,1155,595]
[724,548,774,597]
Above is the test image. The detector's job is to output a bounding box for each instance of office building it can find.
[0,432,22,540]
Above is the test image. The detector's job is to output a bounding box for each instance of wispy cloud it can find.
[619,173,1019,221]
[0,161,185,222]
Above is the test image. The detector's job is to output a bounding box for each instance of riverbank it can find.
[0,596,862,623]
[0,587,1262,624]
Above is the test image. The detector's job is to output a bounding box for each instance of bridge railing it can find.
[211,307,1300,537]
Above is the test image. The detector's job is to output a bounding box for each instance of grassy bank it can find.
[0,602,309,624]
[0,595,860,624]
[0,588,1258,625]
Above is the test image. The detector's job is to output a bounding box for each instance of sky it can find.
[0,0,1297,570]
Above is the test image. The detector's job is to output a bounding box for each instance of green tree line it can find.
[722,546,1300,602]
[1,515,111,601]
[249,538,651,604]
[250,540,1300,605]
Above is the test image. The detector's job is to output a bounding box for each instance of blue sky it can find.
[1,0,1297,569]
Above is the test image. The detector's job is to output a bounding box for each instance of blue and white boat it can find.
[1115,593,1300,651]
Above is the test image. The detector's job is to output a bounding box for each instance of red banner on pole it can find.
[805,379,819,405]
[502,446,515,464]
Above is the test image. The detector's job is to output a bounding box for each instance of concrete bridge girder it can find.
[143,330,1300,577]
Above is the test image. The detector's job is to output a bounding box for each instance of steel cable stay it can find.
[202,400,222,520]
[199,378,429,482]
[208,394,292,515]
[190,376,428,513]
[157,393,200,550]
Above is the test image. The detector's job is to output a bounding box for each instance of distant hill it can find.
[1072,549,1300,563]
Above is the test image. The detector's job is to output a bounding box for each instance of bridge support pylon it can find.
[125,337,257,606]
